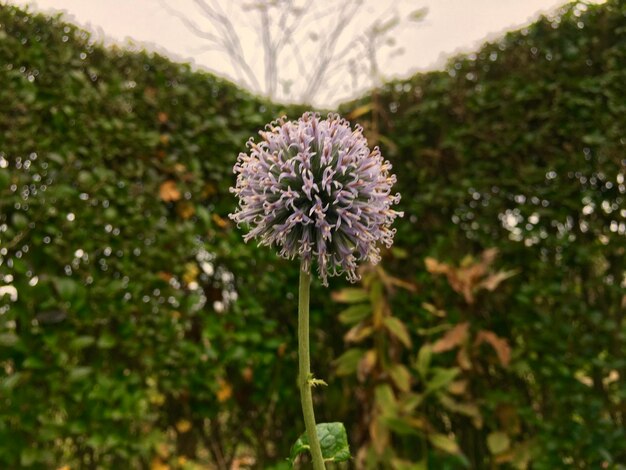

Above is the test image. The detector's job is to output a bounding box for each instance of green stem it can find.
[298,263,325,470]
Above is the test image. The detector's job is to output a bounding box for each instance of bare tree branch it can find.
[192,0,262,91]
[300,1,361,102]
[158,0,426,104]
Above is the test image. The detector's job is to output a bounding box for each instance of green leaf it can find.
[390,247,409,259]
[438,394,481,421]
[68,366,92,382]
[23,357,45,369]
[289,422,351,466]
[331,288,369,303]
[53,277,79,301]
[384,417,421,436]
[438,394,482,428]
[70,336,95,349]
[389,364,412,392]
[417,324,453,336]
[375,384,398,417]
[0,167,9,190]
[487,431,510,455]
[425,367,459,394]
[400,392,424,414]
[334,348,364,376]
[1,372,23,391]
[369,280,384,306]
[428,433,460,454]
[338,304,371,325]
[11,212,28,229]
[383,316,412,348]
[416,344,431,379]
[11,258,28,274]
[0,333,19,347]
[46,152,65,165]
[97,333,116,349]
[391,458,427,470]
[20,447,38,466]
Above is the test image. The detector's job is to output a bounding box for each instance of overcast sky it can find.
[9,0,600,106]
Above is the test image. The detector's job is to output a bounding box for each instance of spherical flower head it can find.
[229,112,403,286]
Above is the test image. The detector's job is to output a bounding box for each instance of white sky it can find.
[9,0,597,106]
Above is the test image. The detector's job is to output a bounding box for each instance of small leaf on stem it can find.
[289,422,351,466]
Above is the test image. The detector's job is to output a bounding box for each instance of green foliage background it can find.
[0,1,624,468]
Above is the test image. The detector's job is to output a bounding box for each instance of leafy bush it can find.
[0,5,310,468]
[339,0,626,467]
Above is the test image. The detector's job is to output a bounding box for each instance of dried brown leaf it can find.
[212,213,230,228]
[496,403,522,435]
[159,180,181,202]
[475,330,511,367]
[357,349,377,382]
[176,201,195,220]
[422,302,446,318]
[448,380,468,395]
[425,257,449,275]
[479,270,518,291]
[344,323,373,344]
[150,458,170,470]
[216,379,232,403]
[242,366,254,383]
[377,266,418,293]
[345,103,373,120]
[230,456,256,470]
[481,247,499,265]
[157,271,173,282]
[427,249,504,304]
[175,419,192,433]
[456,346,472,370]
[432,322,469,353]
[369,416,390,456]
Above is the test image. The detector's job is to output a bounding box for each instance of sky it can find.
[8,0,600,107]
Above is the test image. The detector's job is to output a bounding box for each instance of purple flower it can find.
[229,112,403,285]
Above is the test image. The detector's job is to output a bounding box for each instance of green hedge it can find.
[0,5,312,468]
[340,0,625,467]
[1,1,625,468]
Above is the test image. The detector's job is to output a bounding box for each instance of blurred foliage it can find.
[340,0,626,468]
[332,251,522,469]
[0,4,311,469]
[0,0,625,469]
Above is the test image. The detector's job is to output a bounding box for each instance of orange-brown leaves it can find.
[159,180,181,202]
[425,248,516,304]
[432,322,470,353]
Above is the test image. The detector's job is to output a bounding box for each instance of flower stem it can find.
[298,263,325,470]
